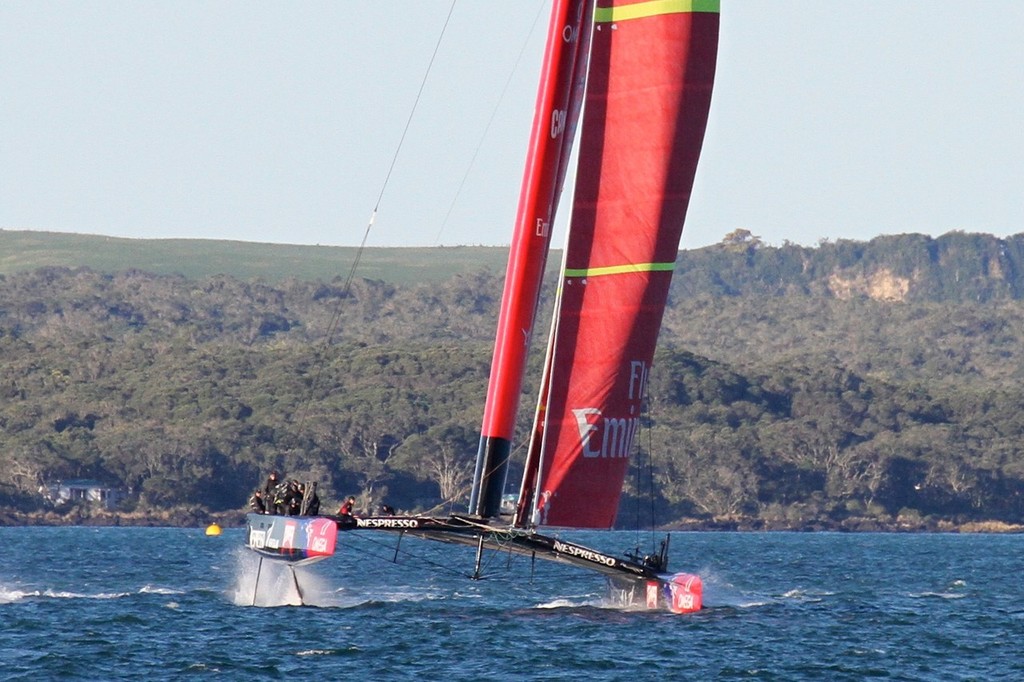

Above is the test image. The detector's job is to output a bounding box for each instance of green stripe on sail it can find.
[564,262,676,278]
[594,0,720,23]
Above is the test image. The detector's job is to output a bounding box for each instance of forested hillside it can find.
[2,230,1023,529]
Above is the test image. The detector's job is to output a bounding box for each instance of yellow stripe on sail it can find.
[564,262,676,278]
[594,0,720,23]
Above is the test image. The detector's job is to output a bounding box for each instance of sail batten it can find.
[564,262,676,277]
[594,0,720,23]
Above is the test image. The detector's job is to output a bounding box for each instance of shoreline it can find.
[1,509,1022,533]
[0,508,247,528]
[663,517,1024,534]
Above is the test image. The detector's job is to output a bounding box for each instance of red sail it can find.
[530,1,719,529]
[470,0,595,517]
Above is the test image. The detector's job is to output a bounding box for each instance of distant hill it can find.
[7,228,1024,303]
[5,227,1024,528]
[0,229,512,284]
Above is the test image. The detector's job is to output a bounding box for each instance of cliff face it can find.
[671,231,1024,303]
[828,269,911,302]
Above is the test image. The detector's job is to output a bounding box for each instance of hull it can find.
[245,512,701,612]
[608,572,703,614]
[245,513,339,566]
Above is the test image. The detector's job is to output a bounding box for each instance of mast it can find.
[469,0,596,519]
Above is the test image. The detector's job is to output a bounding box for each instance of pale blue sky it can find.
[2,1,1022,250]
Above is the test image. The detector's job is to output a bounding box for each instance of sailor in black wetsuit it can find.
[262,471,280,509]
[304,485,320,515]
[248,490,266,514]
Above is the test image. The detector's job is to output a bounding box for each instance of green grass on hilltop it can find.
[0,230,513,284]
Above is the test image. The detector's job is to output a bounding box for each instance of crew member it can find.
[304,484,321,516]
[286,480,303,516]
[263,470,281,499]
[272,479,293,515]
[338,496,356,518]
[248,490,266,514]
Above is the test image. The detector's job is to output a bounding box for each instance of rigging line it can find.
[632,396,658,553]
[374,0,458,216]
[474,437,528,507]
[645,399,658,553]
[348,528,531,581]
[334,0,459,326]
[293,3,458,433]
[633,429,643,541]
[632,417,652,552]
[474,538,512,577]
[348,530,471,579]
[432,0,548,244]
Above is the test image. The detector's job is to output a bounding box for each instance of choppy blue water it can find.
[1,527,1020,680]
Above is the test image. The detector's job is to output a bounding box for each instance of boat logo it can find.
[552,540,617,567]
[356,518,420,529]
[281,521,297,549]
[671,585,695,612]
[572,408,639,458]
[646,582,659,609]
[572,361,647,458]
[248,529,266,549]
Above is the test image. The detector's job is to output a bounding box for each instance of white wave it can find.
[1,583,183,602]
[227,550,305,607]
[184,663,222,673]
[296,649,346,656]
[535,597,592,609]
[369,588,444,604]
[0,587,38,603]
[532,591,620,610]
[41,588,132,600]
[227,546,384,608]
[140,585,183,595]
[697,568,780,609]
[909,591,967,600]
[779,588,834,602]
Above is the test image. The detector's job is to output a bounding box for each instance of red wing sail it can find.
[531,0,719,528]
[471,0,596,517]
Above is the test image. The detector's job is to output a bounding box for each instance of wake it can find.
[228,546,392,608]
[0,583,184,603]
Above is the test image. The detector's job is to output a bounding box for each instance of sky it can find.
[2,1,1023,251]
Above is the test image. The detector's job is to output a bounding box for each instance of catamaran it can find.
[246,0,719,613]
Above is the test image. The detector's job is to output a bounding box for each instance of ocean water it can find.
[0,527,1020,680]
